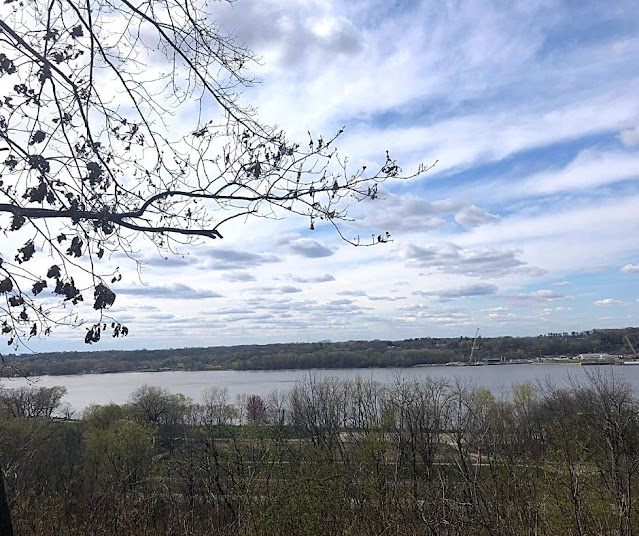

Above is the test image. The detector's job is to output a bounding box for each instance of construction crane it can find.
[625,335,639,359]
[469,328,481,364]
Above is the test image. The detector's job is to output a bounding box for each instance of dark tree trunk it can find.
[0,470,13,536]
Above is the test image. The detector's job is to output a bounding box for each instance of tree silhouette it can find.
[0,0,429,349]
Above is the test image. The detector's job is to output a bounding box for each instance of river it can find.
[2,363,638,413]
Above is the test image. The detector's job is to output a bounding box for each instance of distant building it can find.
[575,353,615,360]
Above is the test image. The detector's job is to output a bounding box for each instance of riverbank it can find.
[5,328,637,377]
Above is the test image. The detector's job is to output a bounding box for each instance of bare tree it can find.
[0,385,67,418]
[290,374,348,456]
[245,394,266,423]
[265,388,288,428]
[0,0,430,348]
[582,371,639,536]
[201,385,236,427]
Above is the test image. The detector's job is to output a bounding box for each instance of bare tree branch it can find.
[0,0,429,348]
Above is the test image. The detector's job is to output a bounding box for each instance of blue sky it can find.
[19,0,639,351]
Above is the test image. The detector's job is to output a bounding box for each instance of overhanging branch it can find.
[0,203,223,238]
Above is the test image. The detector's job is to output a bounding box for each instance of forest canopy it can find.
[4,327,638,376]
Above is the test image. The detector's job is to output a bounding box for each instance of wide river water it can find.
[4,363,639,413]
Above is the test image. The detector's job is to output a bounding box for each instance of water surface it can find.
[3,363,636,413]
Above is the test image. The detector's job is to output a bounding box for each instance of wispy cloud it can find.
[396,307,473,327]
[403,243,536,278]
[414,284,498,302]
[256,285,304,295]
[278,235,335,258]
[221,271,256,282]
[454,206,500,227]
[203,248,281,270]
[337,290,368,297]
[117,283,223,300]
[483,307,517,321]
[594,299,626,307]
[506,290,568,305]
[504,149,639,200]
[283,273,335,283]
[620,124,639,147]
[368,295,407,302]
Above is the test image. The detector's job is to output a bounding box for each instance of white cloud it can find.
[368,295,406,302]
[621,264,639,273]
[117,283,223,300]
[506,290,568,305]
[277,235,335,258]
[455,205,500,227]
[202,248,281,270]
[483,307,517,321]
[221,271,256,282]
[213,0,363,72]
[455,194,639,273]
[353,192,458,232]
[510,149,639,199]
[396,307,473,327]
[594,299,625,307]
[284,273,335,283]
[619,125,639,147]
[414,284,498,302]
[402,242,536,278]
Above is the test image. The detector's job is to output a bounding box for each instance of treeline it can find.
[2,373,639,534]
[3,326,639,376]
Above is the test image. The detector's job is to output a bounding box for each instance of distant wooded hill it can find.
[4,327,639,376]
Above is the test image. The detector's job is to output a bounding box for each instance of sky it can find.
[16,0,639,352]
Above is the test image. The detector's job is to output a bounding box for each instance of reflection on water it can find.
[3,364,636,413]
